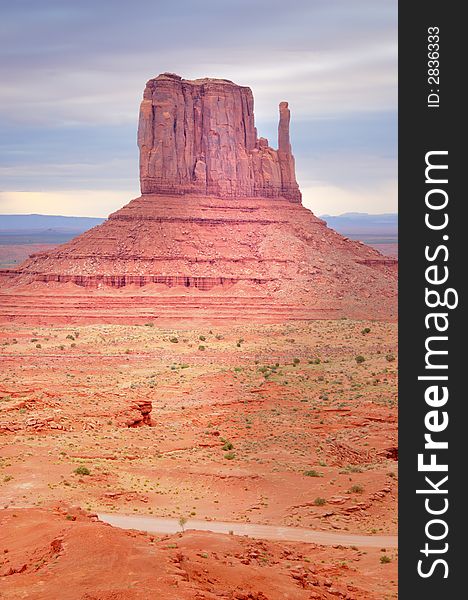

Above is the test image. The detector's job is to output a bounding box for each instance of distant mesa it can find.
[0,73,397,323]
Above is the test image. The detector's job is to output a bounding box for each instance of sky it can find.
[0,0,397,217]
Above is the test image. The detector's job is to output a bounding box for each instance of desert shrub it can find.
[361,327,371,335]
[355,355,365,364]
[178,516,187,531]
[222,441,233,451]
[340,464,363,474]
[314,497,326,506]
[36,344,42,349]
[74,466,90,476]
[224,452,236,460]
[304,470,321,477]
[170,337,179,343]
[293,358,300,365]
[386,354,396,362]
[199,335,206,341]
[144,322,154,327]
[380,555,391,564]
[349,484,364,493]
[66,335,75,340]
[198,345,205,351]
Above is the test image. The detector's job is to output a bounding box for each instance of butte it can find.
[0,73,397,325]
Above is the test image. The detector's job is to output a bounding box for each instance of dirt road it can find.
[98,513,398,548]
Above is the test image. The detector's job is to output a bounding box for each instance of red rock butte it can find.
[138,73,301,202]
[0,72,397,324]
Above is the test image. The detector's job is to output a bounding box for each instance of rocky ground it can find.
[0,319,397,599]
[0,505,397,600]
[0,240,398,272]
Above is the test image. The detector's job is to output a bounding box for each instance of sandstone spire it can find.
[278,101,292,153]
[137,72,301,202]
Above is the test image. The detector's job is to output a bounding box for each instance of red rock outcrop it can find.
[117,399,153,428]
[0,73,397,323]
[138,73,301,202]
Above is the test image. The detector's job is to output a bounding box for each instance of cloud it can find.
[302,180,397,216]
[0,2,396,125]
[0,190,136,218]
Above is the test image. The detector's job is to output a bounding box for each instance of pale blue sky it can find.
[0,0,397,216]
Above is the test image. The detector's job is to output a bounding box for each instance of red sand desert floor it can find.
[0,319,397,599]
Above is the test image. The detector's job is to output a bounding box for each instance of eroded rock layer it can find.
[0,194,397,322]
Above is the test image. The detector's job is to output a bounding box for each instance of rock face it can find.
[0,73,397,323]
[138,73,301,202]
[118,400,153,428]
